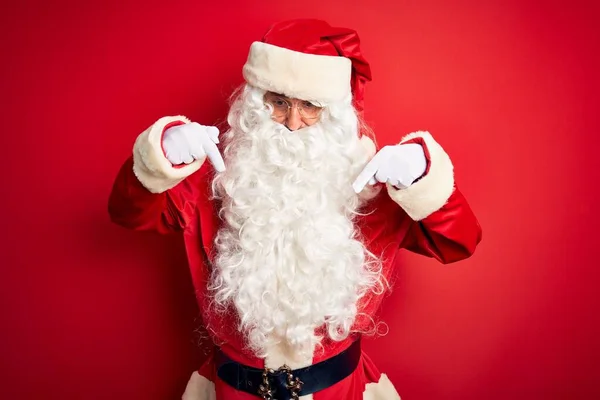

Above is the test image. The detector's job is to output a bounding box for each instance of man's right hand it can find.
[162,122,226,172]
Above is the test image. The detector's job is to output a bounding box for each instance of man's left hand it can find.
[352,143,427,193]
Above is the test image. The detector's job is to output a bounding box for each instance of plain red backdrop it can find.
[1,0,599,398]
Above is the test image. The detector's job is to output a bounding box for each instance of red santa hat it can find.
[242,19,373,112]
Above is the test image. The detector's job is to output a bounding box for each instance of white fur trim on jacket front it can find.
[132,116,204,193]
[181,371,216,400]
[386,131,454,221]
[363,373,402,399]
[243,41,352,103]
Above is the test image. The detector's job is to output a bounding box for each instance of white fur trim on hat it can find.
[386,131,455,221]
[243,41,352,103]
[132,116,204,193]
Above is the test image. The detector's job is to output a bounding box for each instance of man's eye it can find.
[302,101,317,109]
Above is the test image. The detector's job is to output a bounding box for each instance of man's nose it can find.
[285,107,303,131]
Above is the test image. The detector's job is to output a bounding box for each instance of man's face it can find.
[263,92,324,131]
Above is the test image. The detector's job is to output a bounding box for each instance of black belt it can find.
[215,339,361,400]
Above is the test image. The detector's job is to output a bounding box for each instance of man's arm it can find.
[387,131,482,263]
[108,116,210,234]
[398,187,482,264]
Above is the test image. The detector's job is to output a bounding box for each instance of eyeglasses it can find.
[264,93,324,120]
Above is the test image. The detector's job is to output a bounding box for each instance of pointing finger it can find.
[203,139,226,172]
[352,153,383,193]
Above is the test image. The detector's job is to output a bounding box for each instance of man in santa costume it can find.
[109,19,482,400]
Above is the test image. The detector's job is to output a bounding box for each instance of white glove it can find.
[162,122,226,172]
[352,143,427,193]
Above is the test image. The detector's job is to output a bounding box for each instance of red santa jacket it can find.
[108,116,482,399]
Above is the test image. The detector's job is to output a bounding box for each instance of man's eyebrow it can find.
[267,92,290,100]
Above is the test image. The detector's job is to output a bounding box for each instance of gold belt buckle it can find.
[257,364,304,400]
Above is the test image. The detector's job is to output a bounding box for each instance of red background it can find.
[2,0,599,398]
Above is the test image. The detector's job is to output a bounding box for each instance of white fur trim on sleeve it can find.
[243,41,352,103]
[132,115,204,193]
[363,373,401,400]
[386,131,454,221]
[181,371,216,400]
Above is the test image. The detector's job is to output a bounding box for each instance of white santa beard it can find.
[210,86,381,359]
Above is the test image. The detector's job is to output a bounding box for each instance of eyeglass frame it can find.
[263,92,325,121]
